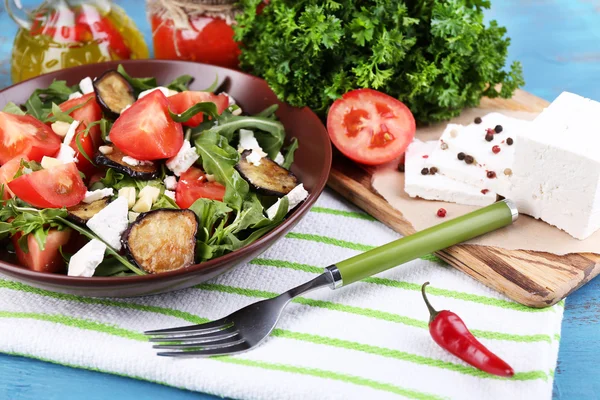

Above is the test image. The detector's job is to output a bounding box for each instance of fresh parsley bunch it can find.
[235,0,524,123]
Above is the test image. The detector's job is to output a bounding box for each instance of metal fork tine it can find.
[148,326,239,343]
[144,318,231,336]
[153,338,246,350]
[157,342,252,358]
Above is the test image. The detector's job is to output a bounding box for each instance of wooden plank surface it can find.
[328,91,600,307]
[0,1,599,400]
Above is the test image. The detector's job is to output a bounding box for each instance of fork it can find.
[146,200,518,357]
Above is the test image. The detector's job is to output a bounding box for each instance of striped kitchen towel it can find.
[0,190,563,400]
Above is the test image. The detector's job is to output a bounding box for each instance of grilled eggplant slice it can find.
[123,209,198,274]
[235,149,299,197]
[67,198,110,224]
[93,70,136,117]
[95,145,160,180]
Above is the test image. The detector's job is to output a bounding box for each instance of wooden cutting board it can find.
[327,90,600,308]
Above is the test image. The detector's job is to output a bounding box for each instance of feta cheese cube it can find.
[267,184,309,219]
[246,149,267,166]
[166,140,199,176]
[79,77,94,94]
[164,176,178,190]
[56,144,77,164]
[83,188,114,204]
[132,196,153,213]
[98,146,113,155]
[274,152,285,166]
[164,190,176,201]
[118,187,137,209]
[138,186,161,203]
[138,87,178,99]
[68,91,83,100]
[238,129,261,152]
[41,156,63,169]
[62,120,81,146]
[404,140,497,206]
[50,121,71,137]
[510,92,600,239]
[86,196,129,250]
[68,239,106,277]
[122,156,152,167]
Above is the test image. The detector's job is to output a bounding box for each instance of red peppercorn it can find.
[486,128,495,135]
[492,145,501,154]
[422,155,429,159]
[481,189,489,194]
[487,171,497,179]
[437,208,447,218]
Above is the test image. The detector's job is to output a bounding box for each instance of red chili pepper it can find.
[421,282,515,377]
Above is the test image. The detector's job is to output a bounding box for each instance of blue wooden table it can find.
[1,1,599,399]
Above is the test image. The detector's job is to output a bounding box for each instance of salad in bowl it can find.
[0,65,306,279]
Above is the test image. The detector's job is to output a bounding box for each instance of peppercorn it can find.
[486,128,495,135]
[398,163,405,172]
[504,168,512,176]
[457,152,466,161]
[492,145,501,154]
[429,167,438,175]
[474,117,482,124]
[464,155,474,164]
[440,142,449,150]
[485,133,494,142]
[421,168,429,175]
[487,171,497,179]
[437,208,447,218]
[481,189,489,194]
[494,125,503,133]
[506,137,514,145]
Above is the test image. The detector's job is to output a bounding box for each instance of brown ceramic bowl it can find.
[0,60,331,297]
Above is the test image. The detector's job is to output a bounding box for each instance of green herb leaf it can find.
[117,64,157,92]
[169,102,219,123]
[201,74,220,92]
[167,75,195,92]
[282,137,299,169]
[3,102,26,115]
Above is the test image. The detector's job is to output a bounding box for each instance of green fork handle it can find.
[331,200,518,287]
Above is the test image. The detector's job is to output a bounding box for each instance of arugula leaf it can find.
[169,101,219,123]
[282,137,299,169]
[100,168,163,191]
[3,102,26,115]
[201,75,220,92]
[117,64,157,92]
[152,194,179,210]
[167,75,194,92]
[24,80,76,120]
[256,104,279,119]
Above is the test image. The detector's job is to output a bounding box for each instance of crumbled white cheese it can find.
[118,187,137,209]
[238,129,261,152]
[164,190,176,201]
[41,156,63,169]
[98,146,113,155]
[122,156,153,167]
[68,239,106,277]
[86,197,129,251]
[105,134,112,143]
[83,188,114,204]
[50,121,71,137]
[246,150,267,166]
[138,186,161,203]
[128,212,140,223]
[79,77,94,94]
[132,196,153,213]
[138,86,178,99]
[274,152,285,166]
[221,92,236,106]
[56,144,78,164]
[166,140,199,176]
[68,91,83,100]
[404,140,497,207]
[164,176,178,190]
[267,184,309,219]
[62,120,81,146]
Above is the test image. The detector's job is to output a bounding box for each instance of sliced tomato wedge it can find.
[327,89,416,166]
[168,91,229,128]
[0,156,28,199]
[0,112,62,165]
[58,93,103,146]
[176,167,226,208]
[8,162,86,208]
[12,229,73,273]
[69,122,98,176]
[110,90,184,160]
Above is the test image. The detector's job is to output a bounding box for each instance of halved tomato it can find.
[69,122,98,176]
[327,89,416,165]
[168,91,229,128]
[0,156,29,199]
[0,112,62,165]
[58,93,103,146]
[8,162,86,208]
[176,167,226,208]
[12,229,73,273]
[110,90,184,160]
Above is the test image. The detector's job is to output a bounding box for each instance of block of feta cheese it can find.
[429,113,529,196]
[83,188,114,204]
[86,196,129,250]
[79,77,94,94]
[164,176,178,190]
[510,92,600,239]
[68,91,83,100]
[56,144,78,164]
[166,140,199,176]
[267,184,309,219]
[68,239,106,277]
[405,140,497,206]
[62,120,81,146]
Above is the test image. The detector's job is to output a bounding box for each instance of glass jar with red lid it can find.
[148,0,241,69]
